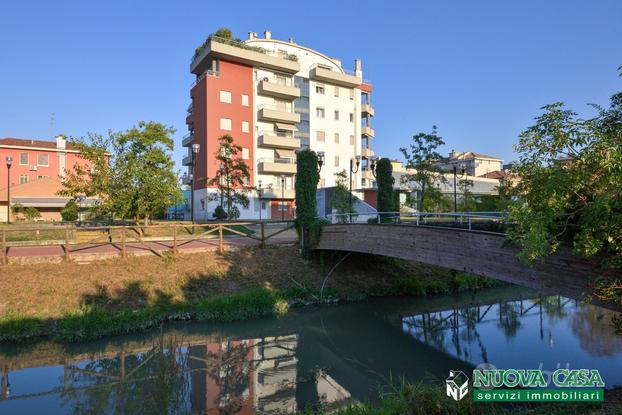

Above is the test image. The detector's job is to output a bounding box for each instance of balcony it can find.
[258,105,300,124]
[258,158,297,175]
[259,133,301,150]
[258,79,300,100]
[261,187,296,199]
[361,169,375,180]
[181,174,192,185]
[362,125,375,137]
[361,148,375,158]
[182,132,194,147]
[191,36,300,75]
[361,103,374,117]
[182,155,193,166]
[309,64,361,88]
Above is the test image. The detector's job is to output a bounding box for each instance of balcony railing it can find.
[191,69,219,88]
[192,35,299,66]
[182,155,192,166]
[182,132,194,147]
[258,104,300,124]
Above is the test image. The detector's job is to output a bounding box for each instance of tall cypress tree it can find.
[295,149,320,253]
[376,158,395,217]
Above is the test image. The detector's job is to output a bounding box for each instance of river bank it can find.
[0,245,499,342]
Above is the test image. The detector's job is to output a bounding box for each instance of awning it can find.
[275,123,297,131]
[275,149,296,159]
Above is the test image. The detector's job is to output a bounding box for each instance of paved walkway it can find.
[4,233,297,263]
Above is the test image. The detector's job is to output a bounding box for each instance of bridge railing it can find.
[318,211,506,232]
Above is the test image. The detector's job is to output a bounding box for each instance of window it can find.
[37,175,47,179]
[242,148,250,160]
[316,131,325,142]
[219,90,232,103]
[220,118,232,131]
[316,84,325,94]
[349,135,355,145]
[349,89,354,100]
[316,107,325,118]
[37,154,49,166]
[334,86,339,97]
[278,202,288,212]
[334,110,339,121]
[19,153,28,165]
[334,133,340,144]
[242,121,249,133]
[241,94,249,106]
[349,113,354,123]
[334,155,340,167]
[20,174,28,184]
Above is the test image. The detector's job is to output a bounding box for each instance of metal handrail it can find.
[310,63,359,77]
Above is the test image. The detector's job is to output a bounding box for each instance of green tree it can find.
[23,207,40,221]
[329,170,357,224]
[376,158,395,217]
[399,126,447,211]
[59,121,182,224]
[508,84,622,269]
[213,27,233,39]
[295,149,320,253]
[458,178,475,211]
[207,134,252,220]
[61,199,79,222]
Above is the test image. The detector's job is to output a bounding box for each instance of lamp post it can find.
[280,175,285,221]
[258,179,263,221]
[317,151,325,173]
[452,164,466,218]
[5,157,12,224]
[349,156,361,223]
[190,143,200,225]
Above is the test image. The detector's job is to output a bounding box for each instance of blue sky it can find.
[1,0,620,170]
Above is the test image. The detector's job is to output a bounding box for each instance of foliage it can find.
[213,205,228,221]
[61,199,79,222]
[59,121,182,224]
[10,203,24,216]
[23,207,40,221]
[458,178,475,211]
[207,135,252,220]
[507,86,622,268]
[399,126,448,211]
[213,27,232,39]
[376,158,395,214]
[295,149,320,252]
[329,170,357,224]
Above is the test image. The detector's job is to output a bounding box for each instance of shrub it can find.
[61,199,79,222]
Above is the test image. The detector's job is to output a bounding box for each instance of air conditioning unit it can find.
[29,165,38,171]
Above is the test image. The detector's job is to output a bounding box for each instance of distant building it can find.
[437,150,503,177]
[166,188,191,220]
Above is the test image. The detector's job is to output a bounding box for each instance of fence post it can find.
[260,222,265,248]
[1,230,6,265]
[218,224,224,253]
[121,228,126,258]
[64,228,70,262]
[172,224,177,254]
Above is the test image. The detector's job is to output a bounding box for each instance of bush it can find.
[213,205,228,221]
[61,199,79,222]
[23,207,41,221]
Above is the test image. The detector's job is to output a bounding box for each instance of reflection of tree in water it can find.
[60,336,190,415]
[497,301,522,339]
[571,306,622,357]
[540,295,570,322]
[204,340,254,415]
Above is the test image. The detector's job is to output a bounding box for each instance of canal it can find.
[1,286,621,414]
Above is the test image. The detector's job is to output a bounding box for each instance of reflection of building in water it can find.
[316,372,351,404]
[253,335,298,414]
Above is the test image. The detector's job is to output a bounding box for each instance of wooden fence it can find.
[0,220,296,264]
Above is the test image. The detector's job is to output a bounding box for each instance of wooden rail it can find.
[0,220,297,264]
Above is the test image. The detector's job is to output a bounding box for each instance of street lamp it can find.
[191,143,200,225]
[349,156,361,223]
[370,156,378,178]
[452,164,466,217]
[258,179,263,221]
[280,175,285,221]
[5,156,12,224]
[317,151,325,173]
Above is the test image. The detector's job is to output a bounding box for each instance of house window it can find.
[241,94,249,106]
[334,86,339,97]
[278,202,288,212]
[219,90,232,103]
[316,84,325,94]
[220,118,232,131]
[37,175,47,179]
[334,133,340,144]
[349,113,354,123]
[334,110,339,120]
[20,174,28,184]
[242,148,250,160]
[37,154,49,166]
[349,135,355,145]
[242,121,249,133]
[19,153,28,165]
[316,131,325,142]
[316,107,325,118]
[334,155,339,167]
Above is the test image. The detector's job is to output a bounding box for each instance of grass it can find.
[0,246,501,343]
[301,380,622,415]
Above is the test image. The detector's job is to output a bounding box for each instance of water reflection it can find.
[2,289,622,414]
